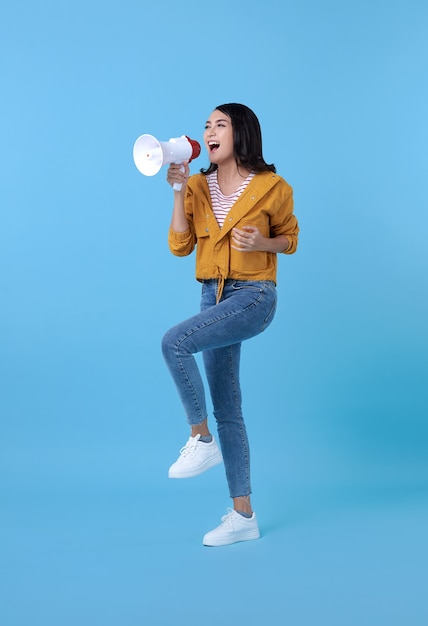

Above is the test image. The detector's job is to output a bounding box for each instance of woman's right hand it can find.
[166,162,190,191]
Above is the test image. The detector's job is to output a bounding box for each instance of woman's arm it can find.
[166,162,196,257]
[231,226,290,253]
[167,162,190,233]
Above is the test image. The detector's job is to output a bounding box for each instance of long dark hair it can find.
[200,103,276,175]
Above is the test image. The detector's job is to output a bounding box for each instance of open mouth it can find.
[208,141,220,152]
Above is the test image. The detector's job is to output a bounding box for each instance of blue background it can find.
[1,0,427,624]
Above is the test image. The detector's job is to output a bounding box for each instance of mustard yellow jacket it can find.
[168,171,299,299]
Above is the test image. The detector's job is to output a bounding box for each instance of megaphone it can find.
[133,134,201,191]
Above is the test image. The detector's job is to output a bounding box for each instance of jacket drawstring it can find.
[216,274,225,304]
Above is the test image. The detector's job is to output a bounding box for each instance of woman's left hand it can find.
[231,225,266,252]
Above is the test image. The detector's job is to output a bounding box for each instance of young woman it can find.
[162,103,299,546]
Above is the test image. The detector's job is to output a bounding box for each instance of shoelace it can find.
[219,508,237,528]
[179,435,200,457]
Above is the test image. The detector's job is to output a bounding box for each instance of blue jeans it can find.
[161,279,277,498]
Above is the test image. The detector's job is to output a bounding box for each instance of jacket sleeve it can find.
[168,226,196,256]
[167,184,197,257]
[269,182,299,255]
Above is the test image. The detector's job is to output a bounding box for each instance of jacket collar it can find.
[191,170,281,214]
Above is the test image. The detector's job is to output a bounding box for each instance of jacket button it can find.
[205,228,209,232]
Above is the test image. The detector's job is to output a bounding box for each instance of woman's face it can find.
[203,110,235,166]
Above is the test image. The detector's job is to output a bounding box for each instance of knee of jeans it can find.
[161,328,175,358]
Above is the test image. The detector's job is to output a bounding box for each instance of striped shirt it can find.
[207,171,255,228]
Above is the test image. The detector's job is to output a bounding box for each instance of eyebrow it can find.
[205,118,230,125]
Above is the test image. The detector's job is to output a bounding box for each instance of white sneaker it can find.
[203,508,260,547]
[168,434,223,479]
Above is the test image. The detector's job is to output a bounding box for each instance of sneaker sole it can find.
[203,528,261,547]
[168,452,223,479]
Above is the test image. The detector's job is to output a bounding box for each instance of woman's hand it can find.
[231,226,290,253]
[231,225,266,251]
[166,162,190,192]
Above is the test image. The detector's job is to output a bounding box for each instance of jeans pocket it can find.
[261,289,277,332]
[232,281,277,331]
[231,280,266,292]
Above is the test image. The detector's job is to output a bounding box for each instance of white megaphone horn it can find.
[133,134,201,191]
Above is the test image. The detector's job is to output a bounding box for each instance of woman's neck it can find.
[216,164,252,196]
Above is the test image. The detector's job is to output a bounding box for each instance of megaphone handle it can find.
[172,164,185,191]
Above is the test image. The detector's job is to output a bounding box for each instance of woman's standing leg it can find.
[202,343,253,513]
